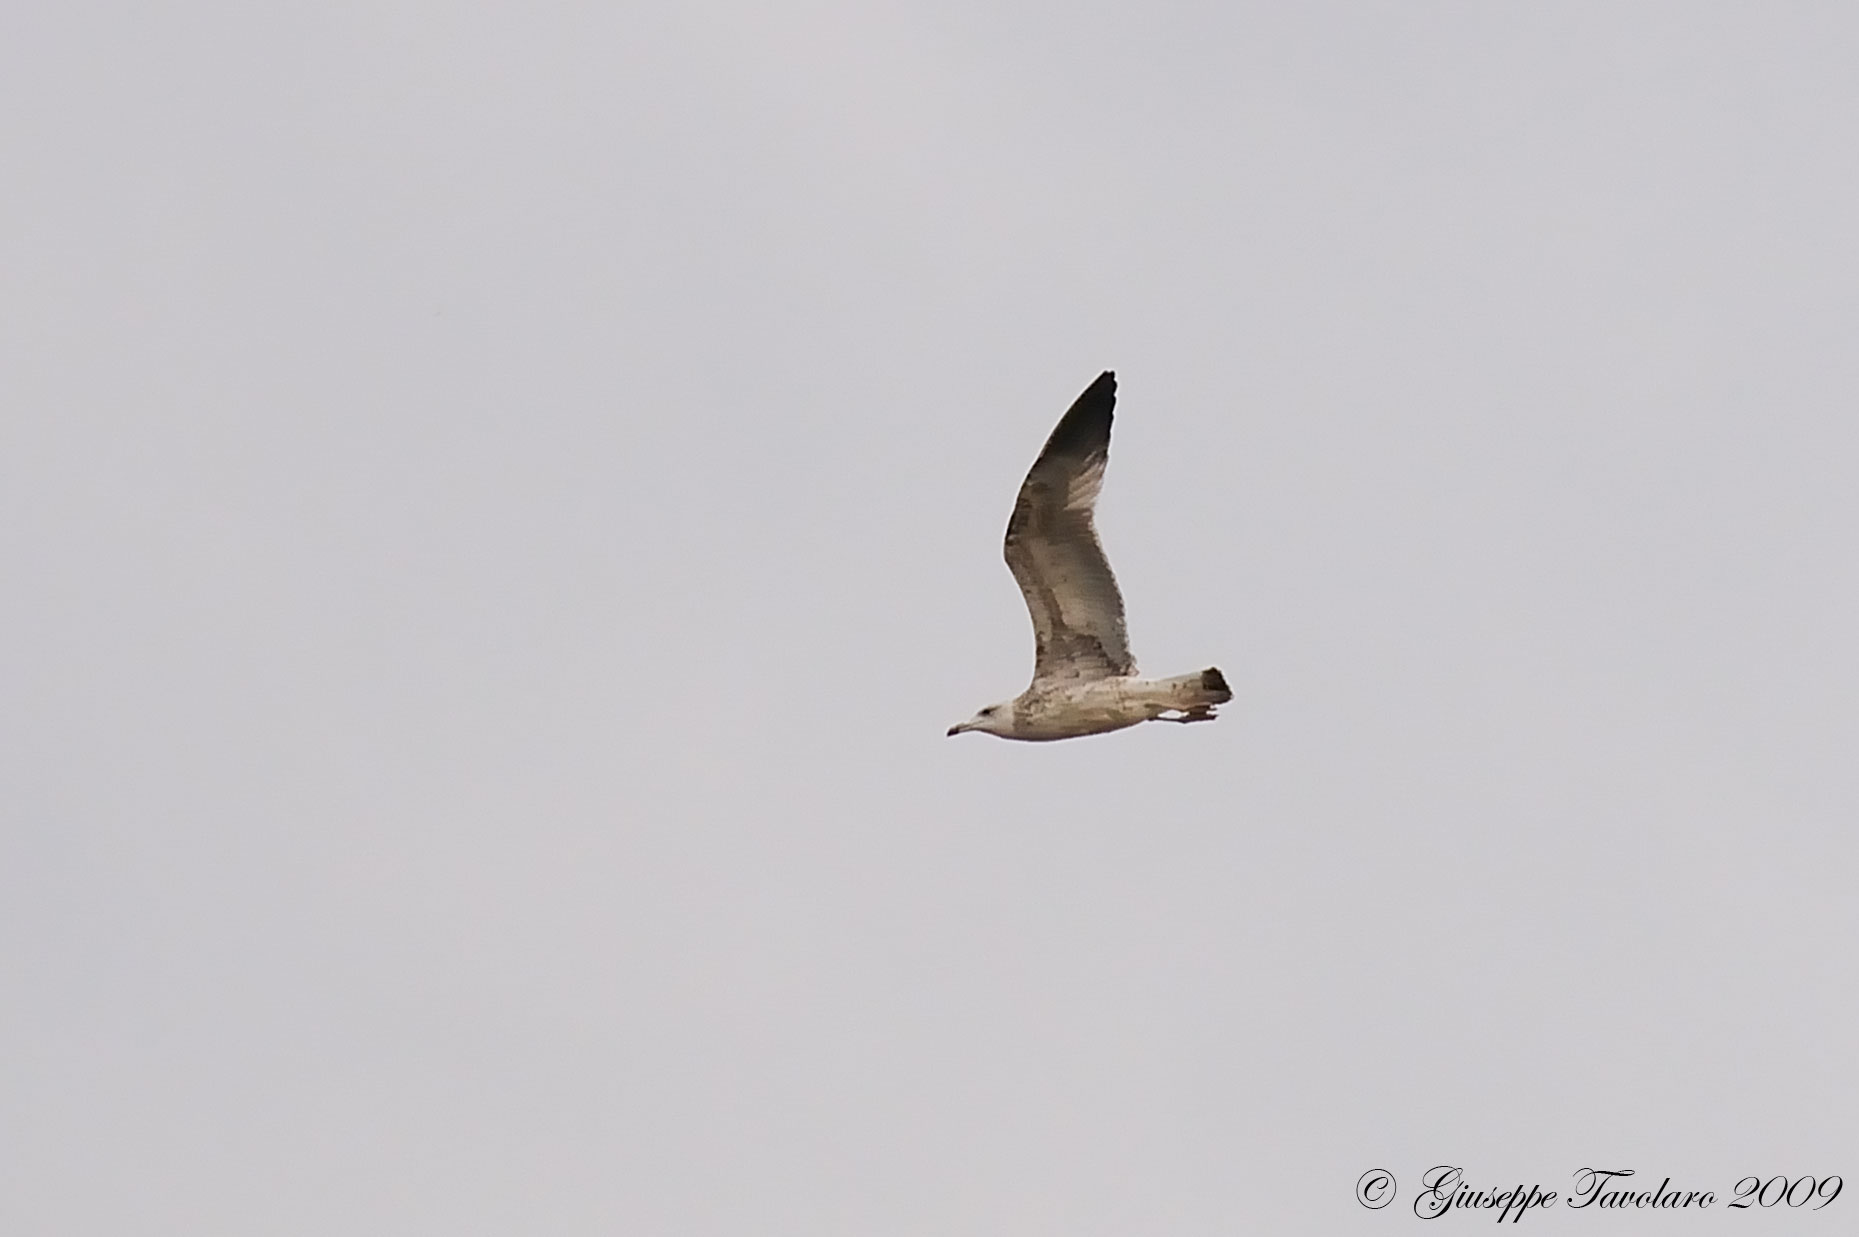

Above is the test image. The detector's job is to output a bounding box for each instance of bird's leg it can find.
[1159,706,1217,724]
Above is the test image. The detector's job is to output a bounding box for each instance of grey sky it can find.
[5,3,1857,1233]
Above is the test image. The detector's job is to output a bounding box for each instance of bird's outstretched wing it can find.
[1004,371,1135,685]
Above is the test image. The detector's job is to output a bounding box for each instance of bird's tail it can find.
[1152,666,1232,711]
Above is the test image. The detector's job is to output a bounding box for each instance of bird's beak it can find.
[946,723,967,737]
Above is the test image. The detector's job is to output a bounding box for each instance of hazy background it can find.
[5,3,1856,1232]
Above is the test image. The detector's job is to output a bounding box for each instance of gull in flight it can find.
[948,371,1230,741]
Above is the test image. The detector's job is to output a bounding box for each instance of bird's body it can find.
[971,668,1232,742]
[948,372,1230,742]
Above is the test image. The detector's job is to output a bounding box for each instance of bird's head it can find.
[947,700,1014,738]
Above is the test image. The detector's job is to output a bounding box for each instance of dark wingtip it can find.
[1039,371,1117,460]
[1201,667,1230,697]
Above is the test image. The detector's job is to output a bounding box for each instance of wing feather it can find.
[1003,372,1136,684]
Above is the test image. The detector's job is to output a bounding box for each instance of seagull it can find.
[948,371,1230,742]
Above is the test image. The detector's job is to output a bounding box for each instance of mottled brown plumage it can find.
[1004,371,1133,683]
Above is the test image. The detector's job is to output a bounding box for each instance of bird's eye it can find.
[981,707,995,715]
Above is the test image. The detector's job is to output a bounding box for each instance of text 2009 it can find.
[1728,1175,1841,1210]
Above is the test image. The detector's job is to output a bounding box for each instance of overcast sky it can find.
[5,3,1857,1233]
